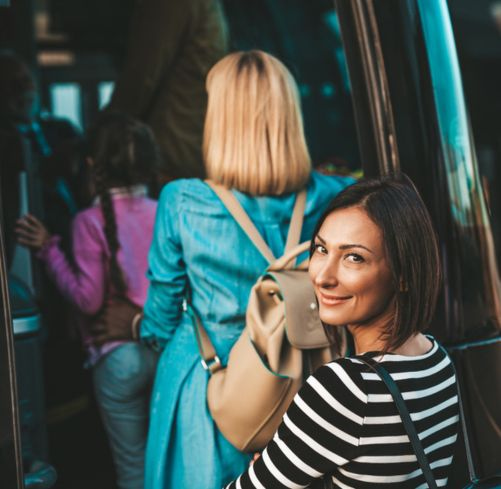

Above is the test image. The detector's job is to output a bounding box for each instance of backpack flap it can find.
[250,241,331,350]
[266,269,330,349]
[246,274,300,377]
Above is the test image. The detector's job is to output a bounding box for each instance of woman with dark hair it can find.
[226,175,460,488]
[15,112,160,489]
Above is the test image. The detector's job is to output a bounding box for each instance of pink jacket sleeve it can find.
[38,212,107,315]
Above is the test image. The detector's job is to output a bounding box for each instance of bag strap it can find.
[206,180,306,265]
[267,241,311,272]
[206,180,275,263]
[284,189,306,255]
[184,302,223,374]
[358,356,438,489]
[454,371,477,484]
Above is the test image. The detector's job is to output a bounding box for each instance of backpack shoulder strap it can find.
[206,180,307,265]
[284,189,306,268]
[206,180,276,263]
[284,189,307,255]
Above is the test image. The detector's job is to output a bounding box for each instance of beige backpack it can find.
[189,181,342,452]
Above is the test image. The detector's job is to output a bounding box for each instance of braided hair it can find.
[86,111,160,296]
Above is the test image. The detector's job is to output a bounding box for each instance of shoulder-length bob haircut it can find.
[311,174,441,352]
[203,50,311,196]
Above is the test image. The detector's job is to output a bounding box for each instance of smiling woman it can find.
[309,174,441,355]
[225,174,460,489]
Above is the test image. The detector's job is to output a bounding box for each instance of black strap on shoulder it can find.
[358,356,438,489]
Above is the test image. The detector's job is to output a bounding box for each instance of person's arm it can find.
[225,362,367,488]
[138,183,187,349]
[17,212,107,315]
[109,0,194,116]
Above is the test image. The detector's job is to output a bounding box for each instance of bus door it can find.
[335,0,501,485]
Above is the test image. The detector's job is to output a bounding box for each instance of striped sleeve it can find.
[224,361,367,488]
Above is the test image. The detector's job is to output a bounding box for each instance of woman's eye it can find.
[313,243,327,255]
[345,253,364,264]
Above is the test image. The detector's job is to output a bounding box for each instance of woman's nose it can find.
[314,260,339,288]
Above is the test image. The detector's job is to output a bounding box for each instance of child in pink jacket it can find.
[16,112,160,489]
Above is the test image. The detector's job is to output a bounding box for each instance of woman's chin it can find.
[319,313,348,328]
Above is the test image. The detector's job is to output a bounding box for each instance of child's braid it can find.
[93,163,127,296]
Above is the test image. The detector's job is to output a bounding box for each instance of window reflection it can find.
[98,81,114,109]
[450,0,501,274]
[222,0,361,177]
[49,83,82,130]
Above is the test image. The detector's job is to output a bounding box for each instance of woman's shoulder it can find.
[159,178,224,210]
[304,171,355,210]
[307,171,355,196]
[333,337,453,387]
[161,177,207,194]
[73,205,102,227]
[309,357,369,404]
[354,335,448,370]
[69,207,107,245]
[134,195,158,213]
[306,344,448,403]
[160,173,355,201]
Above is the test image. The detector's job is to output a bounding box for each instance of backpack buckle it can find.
[201,355,222,374]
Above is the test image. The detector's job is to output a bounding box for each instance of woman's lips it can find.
[318,291,352,306]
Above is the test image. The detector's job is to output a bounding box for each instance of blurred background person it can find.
[0,50,82,267]
[109,0,228,183]
[16,112,160,489]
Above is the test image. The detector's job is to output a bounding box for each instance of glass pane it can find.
[449,0,501,273]
[223,0,362,178]
[98,81,114,109]
[49,83,82,130]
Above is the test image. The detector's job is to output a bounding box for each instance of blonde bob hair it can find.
[203,50,311,195]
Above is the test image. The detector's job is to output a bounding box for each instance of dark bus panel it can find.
[335,1,501,485]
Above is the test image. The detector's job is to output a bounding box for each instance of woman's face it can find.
[309,206,395,329]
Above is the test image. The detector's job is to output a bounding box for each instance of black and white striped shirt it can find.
[226,337,459,488]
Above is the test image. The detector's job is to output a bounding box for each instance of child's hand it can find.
[90,297,140,345]
[15,214,51,251]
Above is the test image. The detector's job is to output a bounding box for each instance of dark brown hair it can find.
[311,173,441,352]
[86,111,160,296]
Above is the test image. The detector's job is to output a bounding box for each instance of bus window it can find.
[449,0,501,273]
[222,0,362,178]
[98,81,114,109]
[49,82,83,130]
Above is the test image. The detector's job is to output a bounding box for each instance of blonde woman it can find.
[93,50,353,488]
